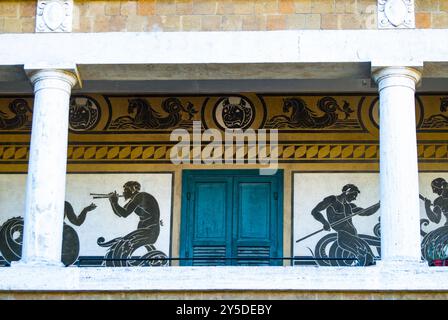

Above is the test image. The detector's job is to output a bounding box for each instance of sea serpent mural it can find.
[109,97,197,130]
[266,97,354,129]
[0,217,80,266]
[421,97,448,129]
[420,220,448,262]
[97,228,168,267]
[311,222,381,266]
[0,99,32,130]
[0,217,23,263]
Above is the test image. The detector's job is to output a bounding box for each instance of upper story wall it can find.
[1,0,447,33]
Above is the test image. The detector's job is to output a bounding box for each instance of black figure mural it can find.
[266,97,356,129]
[97,181,168,267]
[297,184,381,266]
[0,201,96,266]
[0,99,32,130]
[219,97,254,129]
[420,177,448,263]
[0,217,23,263]
[421,97,448,129]
[109,97,197,130]
[68,97,101,131]
[62,202,97,265]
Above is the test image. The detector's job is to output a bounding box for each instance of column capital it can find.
[24,64,81,89]
[372,66,422,84]
[372,66,422,91]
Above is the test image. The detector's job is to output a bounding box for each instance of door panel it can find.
[233,176,280,266]
[181,176,233,266]
[237,181,271,240]
[194,182,228,240]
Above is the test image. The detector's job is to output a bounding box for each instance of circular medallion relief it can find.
[213,96,256,130]
[69,96,101,132]
[42,2,66,31]
[384,0,407,27]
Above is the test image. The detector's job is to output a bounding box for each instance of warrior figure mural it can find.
[297,184,381,266]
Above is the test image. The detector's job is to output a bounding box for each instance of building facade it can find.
[1,0,448,299]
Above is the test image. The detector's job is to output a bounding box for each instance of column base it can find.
[11,259,65,268]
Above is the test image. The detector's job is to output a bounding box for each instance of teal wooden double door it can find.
[180,170,283,266]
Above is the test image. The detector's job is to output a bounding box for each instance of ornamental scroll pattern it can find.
[2,142,448,164]
[0,143,379,163]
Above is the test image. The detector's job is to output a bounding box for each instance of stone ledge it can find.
[0,265,447,291]
[1,30,448,83]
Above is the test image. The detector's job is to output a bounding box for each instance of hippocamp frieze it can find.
[1,94,448,134]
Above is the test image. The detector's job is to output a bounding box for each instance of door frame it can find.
[180,169,284,266]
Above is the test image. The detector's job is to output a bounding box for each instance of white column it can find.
[373,66,425,267]
[17,69,78,267]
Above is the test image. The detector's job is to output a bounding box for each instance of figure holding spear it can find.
[297,184,380,266]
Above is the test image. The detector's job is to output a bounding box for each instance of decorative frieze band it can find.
[2,94,448,134]
[0,143,378,163]
[0,142,444,164]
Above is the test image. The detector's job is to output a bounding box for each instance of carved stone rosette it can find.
[35,0,73,33]
[377,0,415,29]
